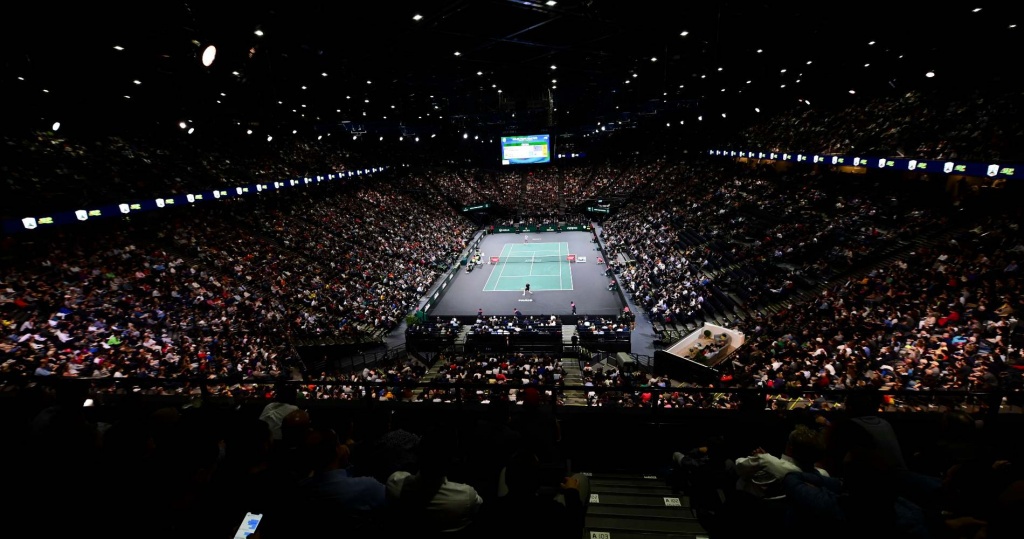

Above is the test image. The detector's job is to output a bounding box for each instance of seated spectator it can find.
[486,449,589,539]
[259,382,301,441]
[386,426,483,536]
[276,426,388,537]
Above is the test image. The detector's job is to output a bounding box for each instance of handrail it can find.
[4,373,1015,416]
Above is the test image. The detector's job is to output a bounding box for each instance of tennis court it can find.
[483,241,574,292]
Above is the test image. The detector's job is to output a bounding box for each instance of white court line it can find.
[487,256,513,292]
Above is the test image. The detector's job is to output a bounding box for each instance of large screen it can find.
[501,134,551,165]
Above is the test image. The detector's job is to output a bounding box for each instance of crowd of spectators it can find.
[670,398,1024,539]
[710,217,1023,399]
[600,161,944,329]
[735,89,1024,162]
[10,378,583,538]
[1,129,354,217]
[2,173,475,384]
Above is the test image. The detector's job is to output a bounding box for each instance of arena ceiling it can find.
[4,1,1019,140]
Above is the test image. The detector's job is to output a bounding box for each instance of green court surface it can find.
[483,241,574,292]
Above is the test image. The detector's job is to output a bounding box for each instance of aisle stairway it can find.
[560,356,587,406]
[582,472,708,539]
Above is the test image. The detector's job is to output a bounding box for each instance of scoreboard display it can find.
[501,135,551,165]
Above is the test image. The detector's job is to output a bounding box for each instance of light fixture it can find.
[925,71,935,78]
[321,72,328,77]
[546,0,557,6]
[52,122,61,131]
[247,129,253,135]
[868,41,876,45]
[413,14,423,20]
[254,29,264,36]
[680,30,689,36]
[972,7,982,12]
[550,65,557,70]
[201,45,217,67]
[651,57,657,62]
[187,127,195,135]
[267,135,273,142]
[113,45,124,51]
[755,108,760,113]
[454,51,461,56]
[179,121,188,129]
[848,89,856,94]
[756,49,763,53]
[133,80,141,85]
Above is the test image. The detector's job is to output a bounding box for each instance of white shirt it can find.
[386,472,482,532]
[258,402,300,440]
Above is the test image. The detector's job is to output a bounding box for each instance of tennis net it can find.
[490,254,575,264]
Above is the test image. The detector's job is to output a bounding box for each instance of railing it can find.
[4,374,1018,418]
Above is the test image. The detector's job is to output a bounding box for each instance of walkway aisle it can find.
[592,222,659,362]
[583,471,708,539]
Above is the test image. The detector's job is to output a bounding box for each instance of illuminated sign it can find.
[878,158,887,168]
[88,210,101,217]
[22,218,37,230]
[236,187,244,195]
[988,164,999,177]
[783,153,790,160]
[954,165,967,172]
[908,160,918,170]
[130,204,142,210]
[186,194,195,203]
[119,204,130,214]
[831,156,838,165]
[854,157,861,166]
[156,198,165,208]
[944,162,955,173]
[38,217,54,224]
[1000,167,1015,175]
[797,154,806,162]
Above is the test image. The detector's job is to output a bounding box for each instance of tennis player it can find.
[523,282,532,296]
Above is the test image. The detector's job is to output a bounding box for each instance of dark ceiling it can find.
[4,1,1020,142]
